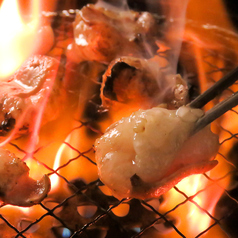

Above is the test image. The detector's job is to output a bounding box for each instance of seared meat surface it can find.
[71,4,161,63]
[0,148,50,206]
[0,55,65,137]
[95,106,219,199]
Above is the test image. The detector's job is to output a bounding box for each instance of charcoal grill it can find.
[0,0,238,237]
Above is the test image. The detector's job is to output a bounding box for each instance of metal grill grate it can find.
[0,6,238,238]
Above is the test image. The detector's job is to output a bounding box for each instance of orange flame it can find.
[175,174,218,233]
[0,0,235,237]
[158,0,238,236]
[50,135,73,192]
[0,0,40,78]
[50,144,64,192]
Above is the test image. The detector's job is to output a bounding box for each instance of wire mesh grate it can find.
[0,4,238,238]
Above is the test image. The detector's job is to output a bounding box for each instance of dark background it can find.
[223,0,238,29]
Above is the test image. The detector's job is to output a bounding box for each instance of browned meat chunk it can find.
[71,4,161,63]
[0,148,50,206]
[0,55,65,137]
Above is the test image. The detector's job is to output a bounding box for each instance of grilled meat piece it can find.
[0,148,50,206]
[95,106,219,199]
[0,55,65,137]
[70,4,161,63]
[101,57,188,109]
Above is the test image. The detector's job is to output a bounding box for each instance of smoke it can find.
[96,0,189,75]
[93,0,190,108]
[159,0,189,74]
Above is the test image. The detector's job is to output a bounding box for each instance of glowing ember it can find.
[0,0,40,78]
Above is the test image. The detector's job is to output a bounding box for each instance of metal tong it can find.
[188,67,238,134]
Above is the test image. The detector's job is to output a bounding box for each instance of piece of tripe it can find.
[0,148,51,206]
[71,4,161,63]
[95,106,219,199]
[0,55,65,137]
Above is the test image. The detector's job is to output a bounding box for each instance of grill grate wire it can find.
[0,7,238,238]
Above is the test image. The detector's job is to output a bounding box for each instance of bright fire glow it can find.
[50,143,64,191]
[158,0,238,236]
[0,0,236,237]
[176,174,212,232]
[0,0,40,78]
[162,172,225,237]
[50,134,72,191]
[15,206,31,215]
[1,205,30,216]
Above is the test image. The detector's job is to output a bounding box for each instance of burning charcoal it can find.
[100,57,188,110]
[0,55,65,138]
[68,179,118,209]
[153,216,178,233]
[58,179,160,232]
[77,205,98,218]
[69,4,160,64]
[18,219,40,234]
[95,105,219,199]
[0,148,50,206]
[105,223,136,238]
